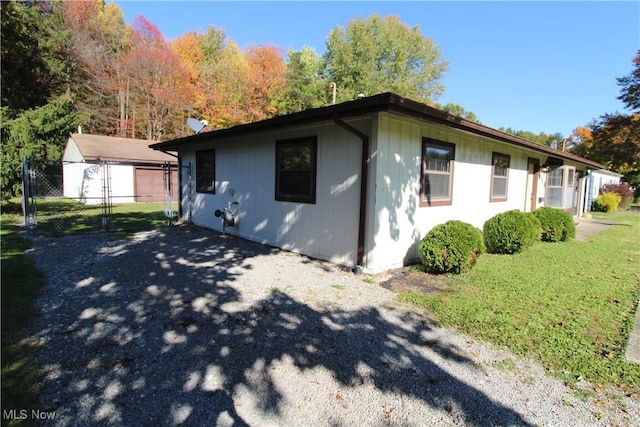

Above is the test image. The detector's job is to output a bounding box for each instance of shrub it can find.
[419,220,485,274]
[602,183,634,210]
[482,210,541,254]
[533,207,576,242]
[593,192,622,212]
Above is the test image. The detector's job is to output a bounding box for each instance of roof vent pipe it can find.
[330,82,337,104]
[78,125,82,134]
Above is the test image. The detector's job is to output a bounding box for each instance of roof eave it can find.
[150,92,605,170]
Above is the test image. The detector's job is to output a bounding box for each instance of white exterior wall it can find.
[365,113,544,273]
[585,170,622,211]
[178,120,365,268]
[63,162,135,205]
[107,164,135,204]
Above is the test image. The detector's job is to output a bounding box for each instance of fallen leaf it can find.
[384,407,395,419]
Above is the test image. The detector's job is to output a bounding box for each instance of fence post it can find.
[163,161,173,224]
[21,156,29,227]
[101,161,113,231]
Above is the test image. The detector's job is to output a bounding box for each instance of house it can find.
[150,92,604,274]
[63,133,177,205]
[584,169,623,211]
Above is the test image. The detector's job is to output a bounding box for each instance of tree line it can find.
[1,1,637,200]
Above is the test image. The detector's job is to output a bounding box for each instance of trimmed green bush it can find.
[533,206,576,242]
[419,220,485,274]
[594,191,622,212]
[483,210,542,254]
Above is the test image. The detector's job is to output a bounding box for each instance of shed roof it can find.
[69,133,176,163]
[150,92,604,170]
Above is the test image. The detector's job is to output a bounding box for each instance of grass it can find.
[14,197,178,234]
[1,212,46,425]
[399,209,640,393]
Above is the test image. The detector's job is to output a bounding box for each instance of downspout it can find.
[333,114,369,273]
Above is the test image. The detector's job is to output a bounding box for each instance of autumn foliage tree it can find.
[125,16,193,140]
[570,51,640,197]
[54,0,132,135]
[244,45,287,122]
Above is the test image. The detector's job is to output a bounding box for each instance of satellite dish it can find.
[187,117,207,134]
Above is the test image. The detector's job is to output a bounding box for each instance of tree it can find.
[281,47,328,113]
[584,113,640,175]
[0,1,57,111]
[498,128,565,148]
[196,31,250,128]
[569,51,640,196]
[244,45,287,122]
[125,16,193,140]
[1,96,80,200]
[172,31,203,84]
[437,103,479,122]
[323,14,448,104]
[617,50,640,111]
[51,0,132,136]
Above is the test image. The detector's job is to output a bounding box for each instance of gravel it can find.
[26,225,639,426]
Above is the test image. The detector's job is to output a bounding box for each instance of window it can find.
[196,149,215,193]
[490,152,510,201]
[420,139,455,206]
[546,166,576,210]
[275,137,317,203]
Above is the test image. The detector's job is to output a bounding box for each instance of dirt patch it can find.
[379,267,453,295]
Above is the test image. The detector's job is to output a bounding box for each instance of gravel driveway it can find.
[27,225,638,426]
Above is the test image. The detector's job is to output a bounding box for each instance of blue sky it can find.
[113,1,639,137]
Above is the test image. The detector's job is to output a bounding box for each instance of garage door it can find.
[134,164,178,203]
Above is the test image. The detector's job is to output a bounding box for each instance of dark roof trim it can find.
[150,92,604,169]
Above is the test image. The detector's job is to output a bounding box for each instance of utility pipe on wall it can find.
[333,114,369,273]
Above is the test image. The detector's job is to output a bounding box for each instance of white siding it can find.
[62,161,135,205]
[365,113,541,273]
[179,121,366,268]
[585,170,622,211]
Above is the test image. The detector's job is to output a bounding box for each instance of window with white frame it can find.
[490,152,510,201]
[420,138,455,206]
[545,166,576,210]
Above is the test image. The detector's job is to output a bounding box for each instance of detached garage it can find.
[62,133,178,205]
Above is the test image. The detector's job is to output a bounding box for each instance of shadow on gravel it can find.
[30,226,534,426]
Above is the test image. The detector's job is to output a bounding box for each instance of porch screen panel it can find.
[565,168,576,208]
[546,168,563,207]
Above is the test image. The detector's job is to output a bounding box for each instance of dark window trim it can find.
[489,151,510,202]
[195,149,216,194]
[275,136,317,204]
[420,138,455,207]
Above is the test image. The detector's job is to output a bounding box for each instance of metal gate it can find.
[22,157,186,235]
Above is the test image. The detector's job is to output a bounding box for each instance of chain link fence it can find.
[22,157,185,235]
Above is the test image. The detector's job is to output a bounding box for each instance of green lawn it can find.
[21,197,178,234]
[400,209,640,393]
[1,214,45,425]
